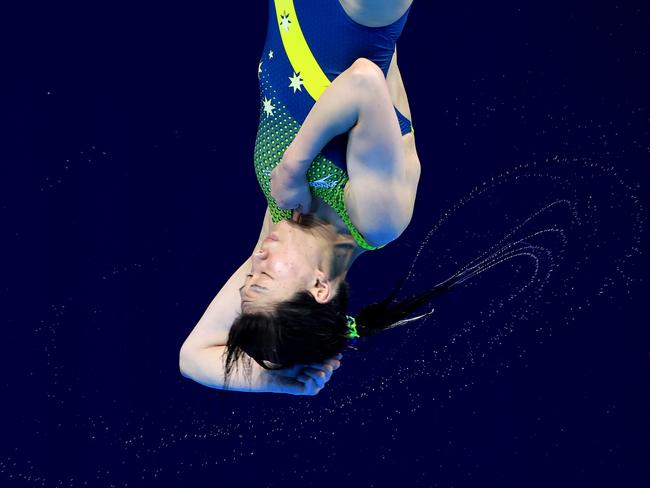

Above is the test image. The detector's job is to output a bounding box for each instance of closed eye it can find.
[239,271,274,297]
[245,272,273,280]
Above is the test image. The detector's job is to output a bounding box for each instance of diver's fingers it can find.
[296,373,311,383]
[308,363,333,374]
[307,364,332,381]
[301,367,327,388]
[309,359,340,379]
[296,370,321,382]
[327,358,342,370]
[296,374,323,396]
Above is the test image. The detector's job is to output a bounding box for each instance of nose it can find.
[252,247,268,265]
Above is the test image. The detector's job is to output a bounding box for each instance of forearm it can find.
[179,345,273,393]
[283,61,368,175]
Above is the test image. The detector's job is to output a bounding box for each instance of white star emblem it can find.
[280,13,291,31]
[258,61,263,78]
[262,97,275,117]
[288,72,304,93]
[268,50,274,59]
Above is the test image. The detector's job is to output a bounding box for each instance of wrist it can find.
[281,146,311,179]
[253,366,280,394]
[259,374,285,395]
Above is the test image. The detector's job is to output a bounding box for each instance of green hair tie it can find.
[345,315,360,339]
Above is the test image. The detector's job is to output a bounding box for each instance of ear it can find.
[310,269,332,304]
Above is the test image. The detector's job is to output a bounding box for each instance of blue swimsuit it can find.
[254,0,413,249]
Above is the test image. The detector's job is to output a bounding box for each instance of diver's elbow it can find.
[178,343,195,380]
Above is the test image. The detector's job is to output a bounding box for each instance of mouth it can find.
[263,232,279,243]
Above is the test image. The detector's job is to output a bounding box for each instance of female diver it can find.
[180,0,427,395]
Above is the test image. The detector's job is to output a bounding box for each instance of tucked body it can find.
[180,0,420,395]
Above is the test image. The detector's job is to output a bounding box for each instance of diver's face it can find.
[239,219,333,312]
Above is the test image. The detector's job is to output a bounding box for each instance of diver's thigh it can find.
[345,60,405,181]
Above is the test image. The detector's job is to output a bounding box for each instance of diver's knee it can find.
[348,58,385,89]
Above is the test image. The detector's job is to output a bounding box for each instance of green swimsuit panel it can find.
[253,98,381,251]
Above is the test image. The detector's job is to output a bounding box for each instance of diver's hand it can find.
[264,354,343,396]
[270,153,313,214]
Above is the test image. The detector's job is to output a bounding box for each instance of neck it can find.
[309,195,367,264]
[329,233,361,279]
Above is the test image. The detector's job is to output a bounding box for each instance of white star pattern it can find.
[288,72,304,93]
[280,13,291,31]
[262,97,275,117]
[258,61,263,78]
[268,50,274,59]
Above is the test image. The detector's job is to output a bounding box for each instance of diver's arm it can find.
[179,208,273,391]
[281,58,404,178]
[279,58,417,246]
[179,208,341,394]
[180,344,340,395]
[180,344,268,392]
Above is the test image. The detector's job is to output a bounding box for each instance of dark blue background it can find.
[2,1,648,487]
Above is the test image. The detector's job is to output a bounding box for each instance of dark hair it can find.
[222,268,463,389]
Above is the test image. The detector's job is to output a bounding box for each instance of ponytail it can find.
[351,266,478,339]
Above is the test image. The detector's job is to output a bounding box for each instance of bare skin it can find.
[240,218,357,313]
[259,52,421,307]
[180,1,419,395]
